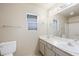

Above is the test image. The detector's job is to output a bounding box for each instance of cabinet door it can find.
[45,46,55,56]
[39,41,45,55]
[39,39,46,45]
[53,46,71,56]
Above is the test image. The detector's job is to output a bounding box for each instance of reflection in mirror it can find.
[52,17,59,36]
[51,14,67,38]
[48,3,79,40]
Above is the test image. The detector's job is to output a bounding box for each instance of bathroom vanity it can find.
[39,36,79,56]
[38,3,79,56]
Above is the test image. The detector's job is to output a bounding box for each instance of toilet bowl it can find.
[0,41,16,56]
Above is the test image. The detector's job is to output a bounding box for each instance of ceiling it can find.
[33,3,57,10]
[2,3,78,18]
[58,4,79,18]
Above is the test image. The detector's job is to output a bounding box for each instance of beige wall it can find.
[0,3,48,56]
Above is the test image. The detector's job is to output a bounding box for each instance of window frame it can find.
[26,12,38,30]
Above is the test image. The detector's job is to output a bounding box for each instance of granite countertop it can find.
[39,35,79,56]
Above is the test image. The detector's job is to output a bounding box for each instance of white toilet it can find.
[0,41,16,56]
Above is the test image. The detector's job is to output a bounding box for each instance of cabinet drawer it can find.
[53,46,71,56]
[46,43,53,50]
[39,39,46,45]
[45,46,55,56]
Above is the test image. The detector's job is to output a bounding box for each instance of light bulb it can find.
[70,12,74,15]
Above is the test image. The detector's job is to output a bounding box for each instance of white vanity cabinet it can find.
[45,43,55,56]
[45,46,55,56]
[39,39,46,55]
[39,39,72,56]
[39,39,56,56]
[53,46,72,56]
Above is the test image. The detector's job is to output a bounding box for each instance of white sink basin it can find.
[58,41,79,54]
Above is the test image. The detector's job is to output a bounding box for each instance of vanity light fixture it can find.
[70,11,74,15]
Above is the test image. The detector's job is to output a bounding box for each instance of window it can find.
[53,19,57,32]
[27,14,37,30]
[53,18,59,33]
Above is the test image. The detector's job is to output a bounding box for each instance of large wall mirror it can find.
[48,3,79,39]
